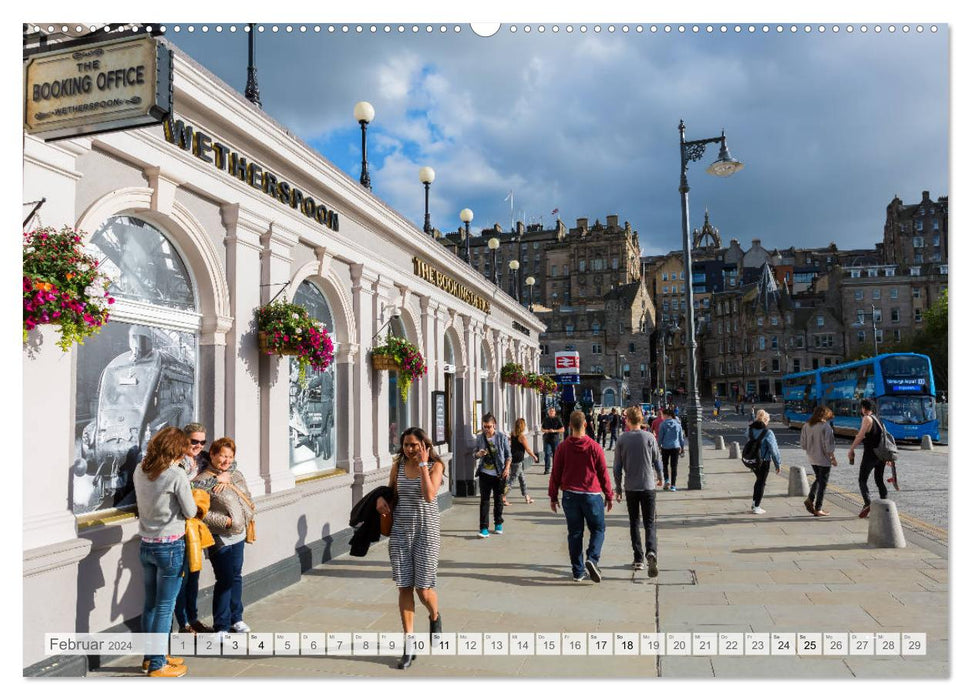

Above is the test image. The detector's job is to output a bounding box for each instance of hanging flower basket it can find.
[500,362,529,387]
[534,374,558,394]
[372,335,426,401]
[23,226,115,351]
[255,300,334,387]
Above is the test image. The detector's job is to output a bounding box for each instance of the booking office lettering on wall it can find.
[163,118,340,233]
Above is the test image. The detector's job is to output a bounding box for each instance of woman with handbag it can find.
[375,427,444,670]
[504,418,538,505]
[195,436,256,640]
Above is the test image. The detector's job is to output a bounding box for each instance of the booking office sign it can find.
[24,36,173,141]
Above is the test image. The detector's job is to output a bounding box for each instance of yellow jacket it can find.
[185,489,215,573]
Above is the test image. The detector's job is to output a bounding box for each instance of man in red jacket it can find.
[549,411,614,583]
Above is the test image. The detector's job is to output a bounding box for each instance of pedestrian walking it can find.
[596,410,609,446]
[196,437,256,640]
[549,411,614,583]
[608,408,620,449]
[650,410,665,439]
[541,406,565,475]
[657,408,686,491]
[474,414,511,537]
[133,426,197,677]
[800,405,838,516]
[748,409,782,514]
[375,427,445,670]
[847,399,891,519]
[613,406,663,577]
[505,418,538,505]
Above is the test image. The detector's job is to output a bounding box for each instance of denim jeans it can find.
[478,473,505,530]
[174,538,201,627]
[543,440,559,473]
[506,461,528,498]
[210,541,246,632]
[624,490,657,562]
[809,465,832,511]
[140,538,185,672]
[561,491,606,579]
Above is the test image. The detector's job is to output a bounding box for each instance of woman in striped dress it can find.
[376,427,444,670]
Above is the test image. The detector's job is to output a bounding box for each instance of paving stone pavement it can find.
[95,446,948,678]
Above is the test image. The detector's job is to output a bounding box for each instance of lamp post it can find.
[508,259,520,301]
[459,208,474,263]
[488,237,500,284]
[525,276,535,311]
[244,23,262,108]
[353,101,374,190]
[852,304,880,356]
[419,166,436,234]
[678,120,743,489]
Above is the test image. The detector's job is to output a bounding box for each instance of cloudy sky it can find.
[165,23,946,257]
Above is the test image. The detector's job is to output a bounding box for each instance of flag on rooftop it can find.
[551,208,559,216]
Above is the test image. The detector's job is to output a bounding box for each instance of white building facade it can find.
[23,42,543,675]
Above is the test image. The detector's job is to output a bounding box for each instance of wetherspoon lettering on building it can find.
[412,258,491,314]
[163,117,340,233]
[512,321,530,336]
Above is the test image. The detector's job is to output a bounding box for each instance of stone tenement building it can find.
[443,215,655,406]
[883,190,948,267]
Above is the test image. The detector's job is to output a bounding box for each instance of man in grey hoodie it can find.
[613,406,664,577]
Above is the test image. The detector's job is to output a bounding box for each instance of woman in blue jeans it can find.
[133,426,199,677]
[197,436,256,638]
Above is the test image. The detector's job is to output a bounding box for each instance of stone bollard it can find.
[867,499,907,548]
[714,435,726,451]
[728,441,741,459]
[921,435,934,450]
[787,466,810,497]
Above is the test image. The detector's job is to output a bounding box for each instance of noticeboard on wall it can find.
[432,391,447,445]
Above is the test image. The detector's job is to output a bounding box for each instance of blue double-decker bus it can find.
[782,353,939,442]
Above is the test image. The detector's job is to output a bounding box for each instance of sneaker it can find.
[752,506,766,514]
[231,620,251,633]
[215,630,232,646]
[859,505,870,519]
[646,552,659,578]
[142,656,185,672]
[494,524,503,535]
[573,574,586,582]
[189,619,214,634]
[147,663,187,678]
[584,560,602,583]
[478,529,490,538]
[669,485,678,492]
[663,482,670,491]
[633,561,645,571]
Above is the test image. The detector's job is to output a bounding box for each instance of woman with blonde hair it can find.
[747,409,782,515]
[133,426,197,677]
[504,418,539,505]
[800,405,838,516]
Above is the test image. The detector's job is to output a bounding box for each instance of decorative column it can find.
[453,314,480,496]
[334,341,359,473]
[373,274,398,470]
[418,294,436,429]
[258,223,299,495]
[222,205,269,495]
[492,328,506,429]
[349,263,380,476]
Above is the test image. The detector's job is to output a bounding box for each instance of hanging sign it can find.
[25,35,173,141]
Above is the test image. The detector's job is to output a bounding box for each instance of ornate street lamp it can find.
[353,101,375,190]
[487,237,500,284]
[525,276,536,311]
[244,23,262,108]
[678,120,743,489]
[460,208,474,263]
[508,259,521,301]
[419,166,436,234]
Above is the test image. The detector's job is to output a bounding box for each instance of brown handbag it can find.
[225,482,257,544]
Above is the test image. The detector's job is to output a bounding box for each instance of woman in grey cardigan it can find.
[133,426,197,677]
[800,405,838,516]
[195,436,256,638]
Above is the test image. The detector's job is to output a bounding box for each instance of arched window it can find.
[289,281,338,475]
[72,216,200,515]
[602,388,617,407]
